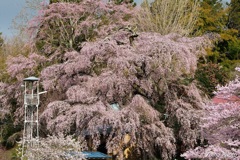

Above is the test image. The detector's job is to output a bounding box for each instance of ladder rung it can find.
[24,121,38,123]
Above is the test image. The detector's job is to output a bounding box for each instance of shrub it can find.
[195,62,229,97]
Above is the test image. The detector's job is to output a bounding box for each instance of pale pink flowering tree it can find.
[38,30,213,159]
[182,71,240,159]
[0,52,47,126]
[28,0,134,56]
[2,53,47,120]
[40,95,176,159]
[0,82,9,118]
[19,133,86,160]
[6,53,47,81]
[1,30,213,159]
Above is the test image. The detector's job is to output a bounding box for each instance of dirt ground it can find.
[0,147,13,160]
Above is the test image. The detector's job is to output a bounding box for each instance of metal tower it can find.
[21,76,40,158]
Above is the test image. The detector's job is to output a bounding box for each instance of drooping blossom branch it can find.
[19,133,86,160]
[28,0,134,56]
[182,71,240,159]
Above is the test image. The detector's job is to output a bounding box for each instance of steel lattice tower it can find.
[21,76,40,159]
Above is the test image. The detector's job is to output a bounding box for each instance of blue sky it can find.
[0,0,26,37]
[0,0,230,38]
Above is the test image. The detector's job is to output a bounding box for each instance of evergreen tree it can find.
[228,0,240,36]
[195,0,240,61]
[194,0,227,35]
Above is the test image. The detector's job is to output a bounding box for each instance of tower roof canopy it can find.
[23,76,39,82]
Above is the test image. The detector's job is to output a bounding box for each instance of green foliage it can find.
[122,14,132,21]
[195,62,229,97]
[10,145,21,160]
[220,59,240,78]
[0,33,8,83]
[0,115,22,149]
[92,62,107,76]
[194,0,227,35]
[227,0,240,36]
[226,39,240,60]
[35,39,46,52]
[113,0,136,6]
[154,100,166,116]
[194,0,237,56]
[194,0,240,91]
